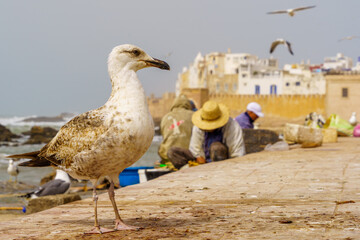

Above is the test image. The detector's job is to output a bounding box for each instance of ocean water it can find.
[0,116,162,186]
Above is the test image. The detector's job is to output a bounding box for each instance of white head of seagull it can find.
[108,44,170,79]
[267,5,316,17]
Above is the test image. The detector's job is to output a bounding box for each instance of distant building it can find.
[177,50,326,96]
[323,53,353,71]
[352,56,360,72]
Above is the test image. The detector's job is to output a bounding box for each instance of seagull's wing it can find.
[285,41,294,55]
[14,110,107,168]
[36,179,70,196]
[39,111,107,167]
[267,10,288,15]
[293,5,316,12]
[270,41,281,54]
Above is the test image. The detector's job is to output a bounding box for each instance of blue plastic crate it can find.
[119,166,154,187]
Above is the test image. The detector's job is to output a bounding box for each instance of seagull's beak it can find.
[143,58,170,70]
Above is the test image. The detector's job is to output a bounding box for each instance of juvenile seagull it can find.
[7,159,19,182]
[270,39,294,55]
[8,44,170,234]
[21,169,71,198]
[267,5,316,17]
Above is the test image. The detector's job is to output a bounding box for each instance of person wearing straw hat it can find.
[235,102,264,129]
[167,100,245,169]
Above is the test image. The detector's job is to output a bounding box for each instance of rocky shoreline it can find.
[0,124,58,146]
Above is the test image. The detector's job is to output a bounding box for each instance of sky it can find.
[0,0,359,116]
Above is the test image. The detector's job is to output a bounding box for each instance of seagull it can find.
[21,169,71,198]
[267,5,316,17]
[7,159,19,183]
[8,44,170,234]
[349,112,357,126]
[270,39,294,55]
[338,36,359,42]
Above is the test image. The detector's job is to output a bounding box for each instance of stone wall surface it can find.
[0,137,359,239]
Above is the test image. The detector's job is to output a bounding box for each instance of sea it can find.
[0,115,162,186]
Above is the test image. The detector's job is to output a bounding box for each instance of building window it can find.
[270,85,277,95]
[216,83,220,92]
[224,83,228,92]
[209,70,213,75]
[286,82,290,86]
[235,68,239,74]
[342,88,348,97]
[255,85,260,95]
[242,74,247,78]
[295,81,301,86]
[233,83,237,91]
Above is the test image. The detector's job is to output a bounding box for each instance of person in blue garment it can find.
[235,102,264,129]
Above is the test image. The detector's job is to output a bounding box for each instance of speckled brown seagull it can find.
[267,5,316,17]
[270,39,294,55]
[8,44,170,234]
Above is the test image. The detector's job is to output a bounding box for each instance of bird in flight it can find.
[267,5,316,17]
[338,36,359,42]
[270,39,294,55]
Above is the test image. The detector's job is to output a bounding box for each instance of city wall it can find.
[148,90,326,124]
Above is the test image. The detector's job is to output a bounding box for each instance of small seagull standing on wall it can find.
[7,159,19,183]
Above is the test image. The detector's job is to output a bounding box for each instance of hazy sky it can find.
[1,0,359,116]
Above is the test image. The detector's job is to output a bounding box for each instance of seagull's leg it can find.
[108,180,140,230]
[85,181,114,234]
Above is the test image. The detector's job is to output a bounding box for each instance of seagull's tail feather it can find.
[18,192,34,198]
[7,151,51,167]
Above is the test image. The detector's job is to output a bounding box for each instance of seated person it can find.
[168,101,245,169]
[158,95,194,169]
[235,102,264,129]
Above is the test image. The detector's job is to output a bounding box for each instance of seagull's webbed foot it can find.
[85,226,115,234]
[114,219,142,231]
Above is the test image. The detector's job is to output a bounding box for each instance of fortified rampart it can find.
[148,74,360,123]
[148,91,325,123]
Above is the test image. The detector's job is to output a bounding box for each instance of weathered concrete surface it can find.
[0,138,359,240]
[26,193,81,214]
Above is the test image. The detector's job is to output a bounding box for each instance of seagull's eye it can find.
[132,49,140,57]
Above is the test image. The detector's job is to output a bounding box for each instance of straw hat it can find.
[192,101,229,131]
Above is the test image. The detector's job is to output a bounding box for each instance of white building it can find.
[323,53,353,71]
[238,62,326,95]
[352,56,360,72]
[177,50,326,96]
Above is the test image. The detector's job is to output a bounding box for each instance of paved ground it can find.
[0,137,359,240]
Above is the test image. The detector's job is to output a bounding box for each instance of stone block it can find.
[322,128,338,143]
[242,129,280,154]
[26,193,81,214]
[284,123,323,148]
[298,126,323,148]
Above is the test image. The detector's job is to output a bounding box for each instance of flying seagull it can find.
[21,169,71,198]
[338,36,359,42]
[8,44,170,234]
[270,39,294,55]
[7,159,19,183]
[267,5,316,17]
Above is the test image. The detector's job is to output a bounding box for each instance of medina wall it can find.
[148,89,326,124]
[209,94,326,118]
